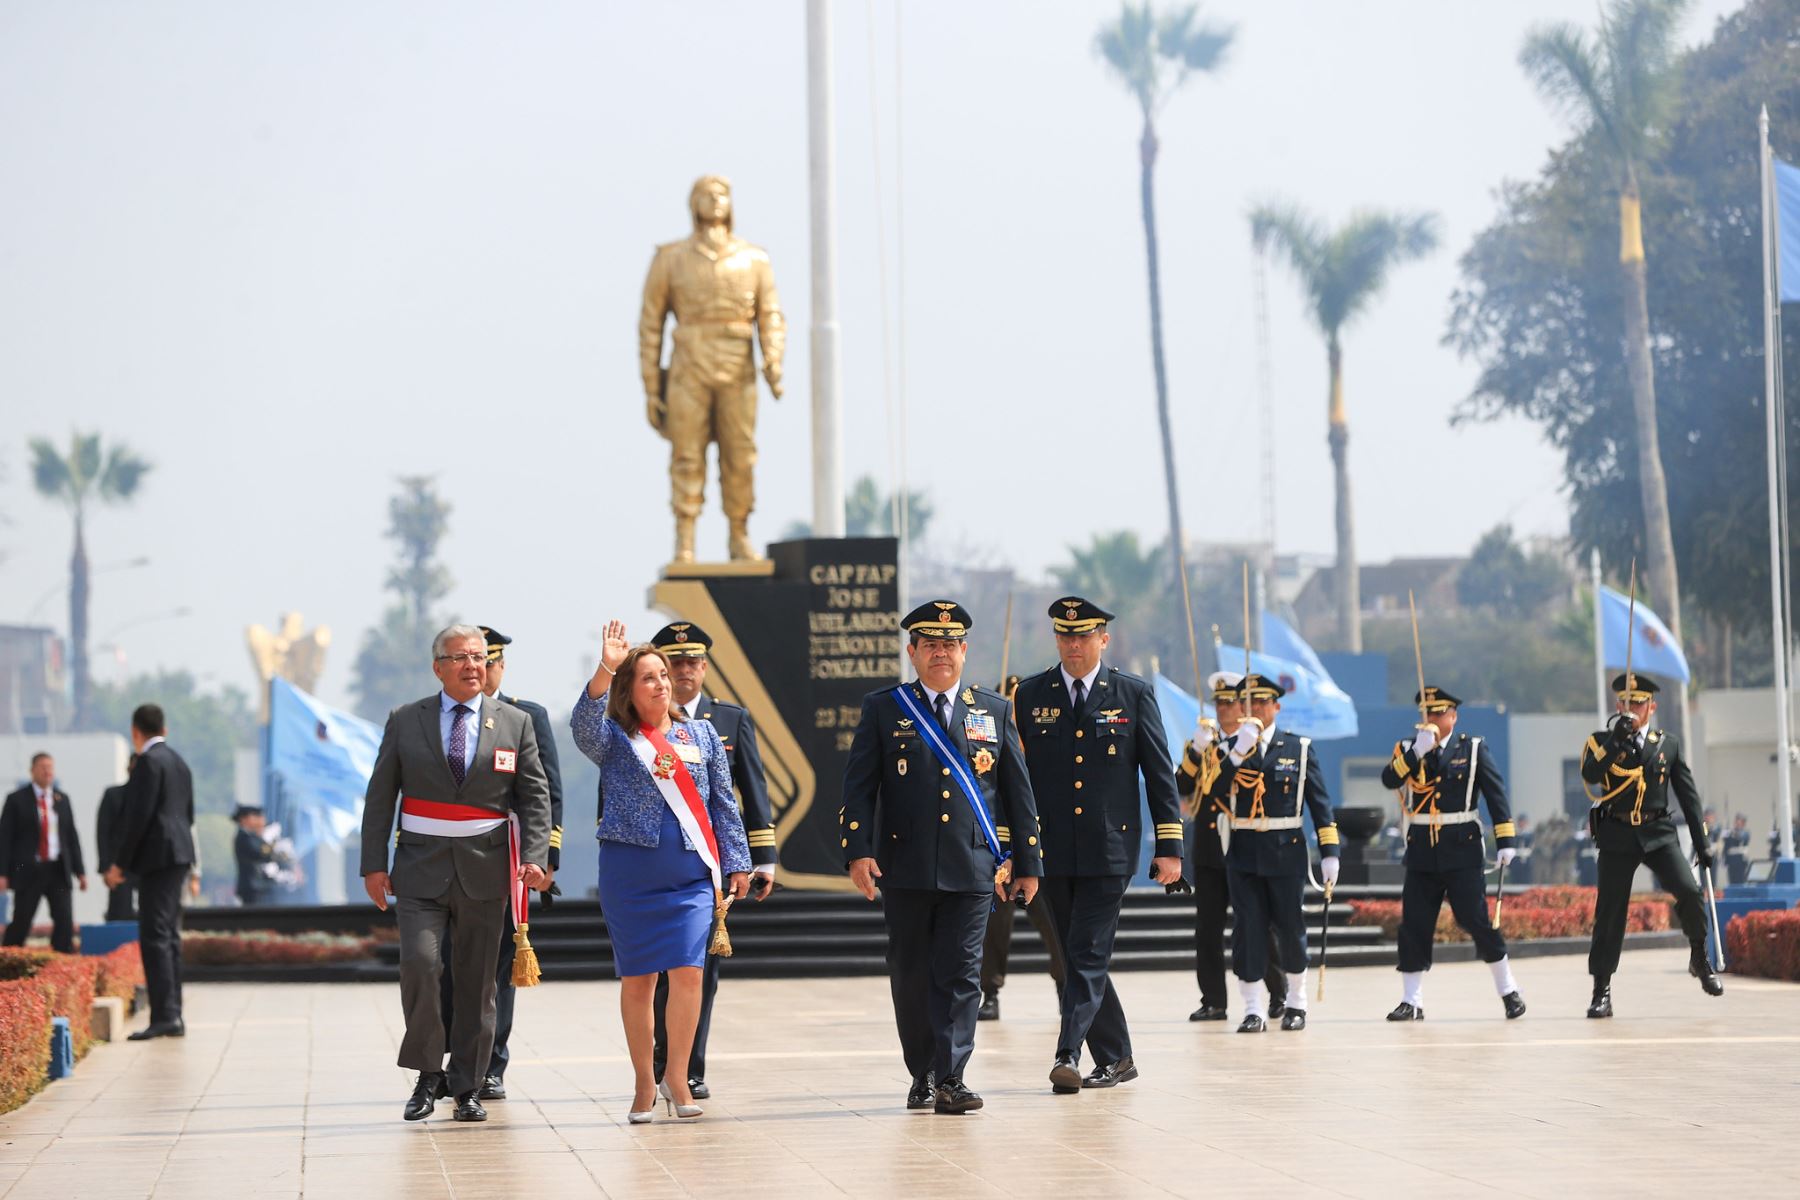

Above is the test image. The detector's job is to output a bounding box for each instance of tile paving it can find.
[1,949,1794,1198]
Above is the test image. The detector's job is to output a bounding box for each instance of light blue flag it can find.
[266,676,383,855]
[1216,616,1359,741]
[1777,157,1800,304]
[1153,672,1207,762]
[1599,585,1690,683]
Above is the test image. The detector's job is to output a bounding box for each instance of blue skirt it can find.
[598,804,713,977]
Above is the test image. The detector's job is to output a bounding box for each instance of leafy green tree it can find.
[28,433,152,729]
[1457,526,1572,620]
[1251,204,1439,653]
[845,475,934,541]
[1448,0,1800,654]
[353,477,453,721]
[1519,0,1692,642]
[1094,2,1232,588]
[1362,606,1594,714]
[87,672,255,818]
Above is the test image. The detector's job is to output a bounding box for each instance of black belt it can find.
[1599,806,1668,824]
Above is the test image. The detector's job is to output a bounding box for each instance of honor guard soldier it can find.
[1378,687,1525,1021]
[842,600,1042,1114]
[1203,673,1338,1031]
[1014,597,1182,1093]
[1177,671,1287,1023]
[1579,673,1722,1017]
[438,625,566,1101]
[644,621,778,1100]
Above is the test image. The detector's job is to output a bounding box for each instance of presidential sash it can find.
[632,722,722,891]
[892,684,1009,879]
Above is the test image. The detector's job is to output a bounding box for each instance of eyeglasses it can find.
[435,653,488,666]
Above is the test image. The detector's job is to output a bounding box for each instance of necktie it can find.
[676,704,690,719]
[1071,678,1087,714]
[37,790,50,861]
[448,704,471,785]
[934,692,951,733]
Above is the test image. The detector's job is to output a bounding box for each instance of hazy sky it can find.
[0,0,1743,714]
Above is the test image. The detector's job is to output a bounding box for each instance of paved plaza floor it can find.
[0,949,1794,1199]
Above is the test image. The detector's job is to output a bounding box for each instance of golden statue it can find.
[639,175,787,563]
[246,613,330,721]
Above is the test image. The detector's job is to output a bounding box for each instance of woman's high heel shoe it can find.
[657,1079,703,1119]
[628,1088,656,1124]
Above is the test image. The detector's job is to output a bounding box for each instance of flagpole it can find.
[1592,548,1608,726]
[1762,105,1796,860]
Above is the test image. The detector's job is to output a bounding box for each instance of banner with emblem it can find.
[265,676,384,902]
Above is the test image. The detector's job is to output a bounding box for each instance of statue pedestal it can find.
[651,537,900,890]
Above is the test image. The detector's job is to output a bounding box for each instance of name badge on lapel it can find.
[964,711,998,743]
[494,749,517,774]
[674,744,704,764]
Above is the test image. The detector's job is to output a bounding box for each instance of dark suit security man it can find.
[643,621,778,1101]
[438,624,566,1102]
[1377,686,1525,1021]
[1015,597,1181,1093]
[1579,672,1721,1017]
[842,600,1042,1114]
[0,753,88,953]
[1203,674,1339,1032]
[96,758,137,921]
[232,804,282,906]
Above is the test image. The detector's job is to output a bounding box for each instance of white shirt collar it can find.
[139,735,166,753]
[440,690,483,718]
[1060,662,1103,697]
[920,679,962,709]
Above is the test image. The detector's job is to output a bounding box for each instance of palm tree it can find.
[29,433,152,729]
[1094,3,1232,583]
[1251,205,1439,651]
[1520,0,1688,640]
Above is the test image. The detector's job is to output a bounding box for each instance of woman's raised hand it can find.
[601,619,630,672]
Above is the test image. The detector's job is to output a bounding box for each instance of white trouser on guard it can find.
[1239,978,1268,1019]
[1283,971,1308,1011]
[1489,956,1518,996]
[1401,970,1424,1006]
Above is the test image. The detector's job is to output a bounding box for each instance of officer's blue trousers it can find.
[880,887,989,1083]
[1227,868,1308,981]
[1040,874,1132,1065]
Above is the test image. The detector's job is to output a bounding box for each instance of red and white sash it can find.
[399,797,507,838]
[632,722,722,891]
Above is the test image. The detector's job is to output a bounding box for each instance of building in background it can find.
[0,626,69,736]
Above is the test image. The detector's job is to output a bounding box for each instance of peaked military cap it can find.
[1241,672,1286,701]
[1206,670,1244,702]
[1612,672,1660,701]
[1414,685,1462,712]
[231,804,264,820]
[479,625,511,662]
[652,622,713,658]
[1048,596,1115,634]
[903,599,972,640]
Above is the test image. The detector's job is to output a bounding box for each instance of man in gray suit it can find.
[360,624,551,1123]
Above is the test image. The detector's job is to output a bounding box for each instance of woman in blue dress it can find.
[572,619,751,1122]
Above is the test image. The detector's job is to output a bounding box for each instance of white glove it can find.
[1192,718,1217,751]
[1411,724,1439,756]
[1230,718,1263,761]
[1320,857,1340,888]
[1496,847,1517,868]
[752,863,776,877]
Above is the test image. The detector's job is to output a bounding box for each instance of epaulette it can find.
[1107,665,1148,685]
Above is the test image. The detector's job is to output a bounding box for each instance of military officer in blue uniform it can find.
[1203,673,1339,1031]
[842,600,1042,1114]
[438,625,565,1101]
[1579,672,1722,1017]
[642,621,778,1100]
[1013,597,1181,1092]
[1377,686,1525,1021]
[1177,671,1287,1023]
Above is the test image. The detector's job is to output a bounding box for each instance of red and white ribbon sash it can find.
[400,796,507,838]
[632,723,722,891]
[507,812,528,928]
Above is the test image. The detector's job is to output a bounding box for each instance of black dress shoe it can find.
[1082,1057,1138,1088]
[1280,1009,1307,1031]
[1689,947,1725,996]
[1387,1001,1424,1022]
[934,1077,983,1114]
[687,1078,710,1101]
[1236,1014,1266,1033]
[1049,1053,1082,1094]
[1189,1003,1228,1022]
[127,1021,185,1041]
[453,1092,487,1122]
[1501,991,1527,1020]
[977,993,1000,1021]
[478,1074,506,1100]
[1587,980,1613,1019]
[906,1071,936,1110]
[404,1073,445,1121]
[1268,998,1287,1021]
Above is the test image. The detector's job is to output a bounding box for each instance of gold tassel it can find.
[512,923,542,987]
[708,889,734,958]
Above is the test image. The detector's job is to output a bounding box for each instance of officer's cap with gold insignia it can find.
[1241,673,1286,701]
[1048,596,1115,635]
[652,622,714,658]
[479,625,511,663]
[903,599,972,641]
[1206,670,1244,703]
[1612,672,1659,702]
[1413,685,1462,713]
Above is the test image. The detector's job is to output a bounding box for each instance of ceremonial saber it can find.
[1317,880,1333,1002]
[1406,589,1428,834]
[1622,559,1639,705]
[998,592,1014,686]
[1242,562,1252,692]
[1703,865,1724,971]
[1492,859,1508,927]
[1175,534,1205,703]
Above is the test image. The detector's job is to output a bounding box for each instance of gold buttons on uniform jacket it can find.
[1074,806,1083,815]
[941,767,950,776]
[941,789,951,799]
[1029,836,1038,845]
[941,813,950,823]
[1074,780,1084,790]
[849,821,859,830]
[1075,755,1084,764]
[1076,730,1084,738]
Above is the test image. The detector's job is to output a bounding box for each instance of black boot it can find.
[1586,977,1612,1019]
[977,992,1000,1021]
[1501,991,1527,1020]
[1689,945,1725,996]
